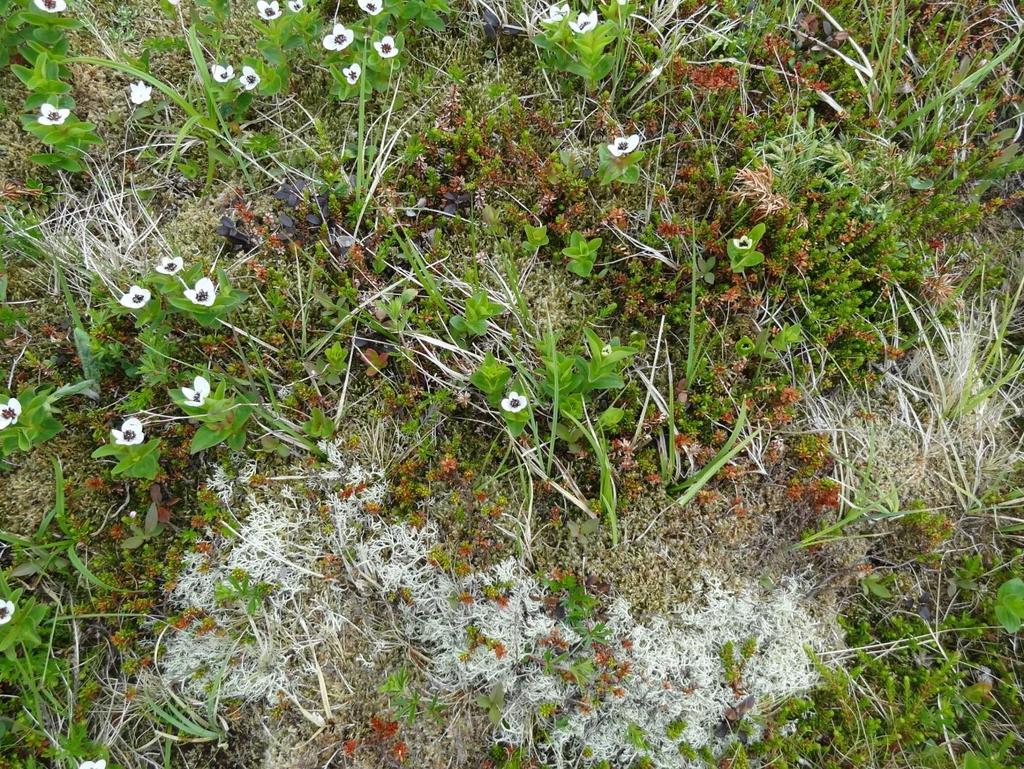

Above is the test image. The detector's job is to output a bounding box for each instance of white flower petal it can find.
[0,600,14,625]
[184,277,217,306]
[323,24,354,51]
[38,103,70,126]
[607,133,640,157]
[0,397,19,430]
[129,81,153,105]
[343,63,361,85]
[211,64,234,83]
[183,375,211,406]
[112,418,145,446]
[501,391,527,413]
[569,10,598,33]
[239,65,261,90]
[0,397,22,428]
[257,0,281,19]
[541,2,569,22]
[34,0,66,12]
[373,35,399,58]
[287,0,303,9]
[118,285,151,309]
[358,0,383,14]
[155,256,184,275]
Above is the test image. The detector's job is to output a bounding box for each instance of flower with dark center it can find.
[540,3,569,23]
[257,0,281,19]
[118,285,152,309]
[500,391,528,413]
[607,133,640,158]
[34,0,67,12]
[156,256,184,275]
[374,35,399,59]
[111,417,145,446]
[239,66,261,91]
[184,277,218,307]
[38,102,70,125]
[0,397,21,430]
[343,63,362,85]
[323,23,354,51]
[569,10,598,33]
[211,64,235,83]
[181,375,211,407]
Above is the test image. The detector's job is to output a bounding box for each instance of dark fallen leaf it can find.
[215,216,254,248]
[798,12,820,35]
[724,694,756,722]
[274,180,306,208]
[482,6,500,40]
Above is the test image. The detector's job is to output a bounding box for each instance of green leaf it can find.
[563,232,602,277]
[596,406,624,428]
[861,574,893,599]
[111,439,162,479]
[469,352,511,405]
[994,605,1020,633]
[524,223,549,249]
[190,424,229,453]
[994,578,1024,632]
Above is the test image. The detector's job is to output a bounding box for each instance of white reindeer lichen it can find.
[157,443,833,767]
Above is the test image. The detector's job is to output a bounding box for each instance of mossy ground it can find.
[2,0,1024,767]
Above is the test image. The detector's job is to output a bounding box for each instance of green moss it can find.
[752,557,1024,769]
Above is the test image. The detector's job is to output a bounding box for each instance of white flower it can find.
[111,418,145,446]
[184,277,217,306]
[501,391,528,413]
[79,762,107,769]
[607,133,640,157]
[569,10,598,33]
[129,80,152,105]
[118,285,151,309]
[0,600,14,625]
[211,64,234,83]
[181,375,211,407]
[155,256,184,275]
[343,63,361,85]
[287,0,303,9]
[239,65,261,91]
[0,398,21,430]
[33,0,66,12]
[37,103,70,126]
[373,35,399,59]
[540,3,569,23]
[358,0,383,15]
[256,0,281,19]
[322,23,354,51]
[732,235,753,251]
